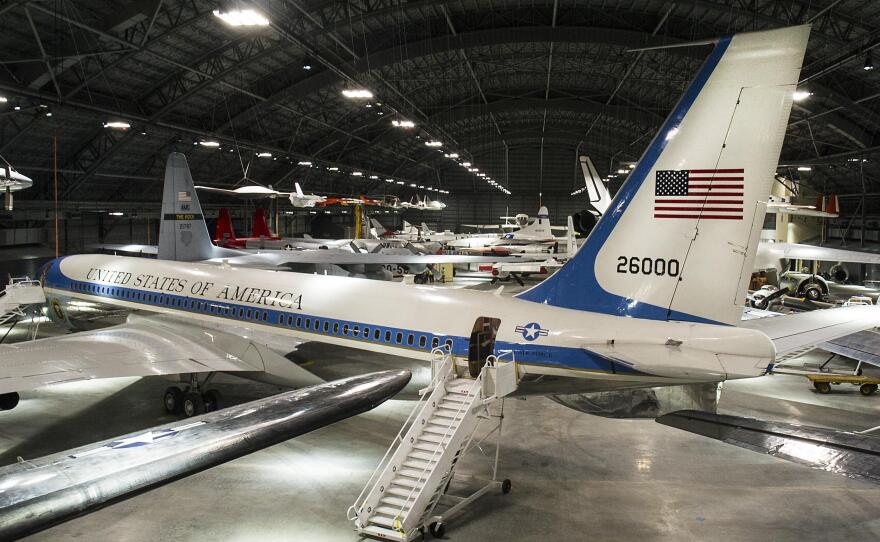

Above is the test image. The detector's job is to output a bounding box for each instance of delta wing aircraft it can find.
[196,181,327,208]
[2,26,876,432]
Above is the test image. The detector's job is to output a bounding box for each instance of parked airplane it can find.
[446,206,562,254]
[1,162,33,211]
[6,26,875,434]
[214,208,279,248]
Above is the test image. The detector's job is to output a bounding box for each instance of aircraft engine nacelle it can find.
[549,383,720,419]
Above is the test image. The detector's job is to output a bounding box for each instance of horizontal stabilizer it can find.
[657,410,880,484]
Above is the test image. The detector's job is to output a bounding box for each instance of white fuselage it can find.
[41,255,774,394]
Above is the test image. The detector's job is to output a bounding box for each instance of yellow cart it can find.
[807,373,880,396]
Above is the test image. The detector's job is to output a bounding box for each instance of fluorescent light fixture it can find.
[13,106,20,111]
[199,140,220,147]
[103,121,131,130]
[0,96,7,103]
[328,167,339,171]
[418,185,424,189]
[45,111,52,117]
[792,90,812,101]
[391,119,415,128]
[342,89,373,99]
[257,152,272,158]
[797,166,812,172]
[461,162,471,167]
[108,211,124,216]
[385,178,394,183]
[444,153,459,158]
[303,63,312,70]
[409,183,417,187]
[627,164,635,169]
[865,52,874,71]
[352,171,363,176]
[617,169,626,174]
[213,8,270,26]
[425,140,442,147]
[369,175,379,179]
[396,181,404,185]
[297,161,312,166]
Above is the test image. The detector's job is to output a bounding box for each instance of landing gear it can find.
[164,373,221,417]
[183,392,205,417]
[163,386,184,414]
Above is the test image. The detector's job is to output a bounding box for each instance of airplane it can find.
[1,163,33,211]
[400,195,446,211]
[196,181,327,208]
[6,26,876,437]
[214,208,280,248]
[445,206,562,254]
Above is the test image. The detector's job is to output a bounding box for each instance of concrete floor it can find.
[1,281,879,541]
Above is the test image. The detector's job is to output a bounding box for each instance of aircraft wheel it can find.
[183,392,205,417]
[802,284,823,301]
[203,389,223,412]
[814,382,832,394]
[163,386,184,414]
[501,478,512,494]
[860,384,878,396]
[429,522,445,538]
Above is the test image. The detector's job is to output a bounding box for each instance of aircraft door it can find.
[468,317,501,377]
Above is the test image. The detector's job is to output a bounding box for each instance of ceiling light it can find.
[792,90,812,101]
[256,152,272,158]
[0,96,7,103]
[213,8,270,26]
[385,178,394,183]
[865,51,874,71]
[396,181,404,185]
[297,161,312,166]
[797,166,812,172]
[391,119,415,128]
[342,89,373,99]
[369,175,379,179]
[108,211,124,216]
[328,167,339,171]
[103,121,131,130]
[45,111,52,117]
[444,153,459,158]
[352,171,363,176]
[303,63,312,70]
[13,105,20,111]
[425,140,442,147]
[461,162,471,167]
[617,169,626,174]
[199,140,220,147]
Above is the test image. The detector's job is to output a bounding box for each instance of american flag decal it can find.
[654,169,744,220]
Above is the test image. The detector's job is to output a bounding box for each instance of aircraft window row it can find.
[71,280,455,353]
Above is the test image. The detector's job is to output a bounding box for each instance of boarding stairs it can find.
[0,277,44,327]
[349,348,518,540]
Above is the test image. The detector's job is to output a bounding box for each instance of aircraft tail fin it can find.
[214,208,237,243]
[158,153,216,262]
[580,155,612,216]
[513,206,553,238]
[566,215,577,256]
[370,218,387,236]
[295,182,305,198]
[517,26,809,326]
[251,208,273,238]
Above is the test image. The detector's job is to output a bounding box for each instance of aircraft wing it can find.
[819,329,880,368]
[761,242,880,265]
[461,224,500,229]
[657,410,880,485]
[89,243,158,255]
[220,251,543,267]
[0,318,322,395]
[740,305,880,359]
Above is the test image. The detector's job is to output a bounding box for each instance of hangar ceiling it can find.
[1,0,879,213]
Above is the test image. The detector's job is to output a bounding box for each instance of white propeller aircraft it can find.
[2,26,876,429]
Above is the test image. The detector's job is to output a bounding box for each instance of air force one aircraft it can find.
[2,25,876,420]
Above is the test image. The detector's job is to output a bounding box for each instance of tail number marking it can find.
[616,256,679,277]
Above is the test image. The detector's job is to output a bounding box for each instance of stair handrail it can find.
[347,347,454,523]
[390,359,489,535]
